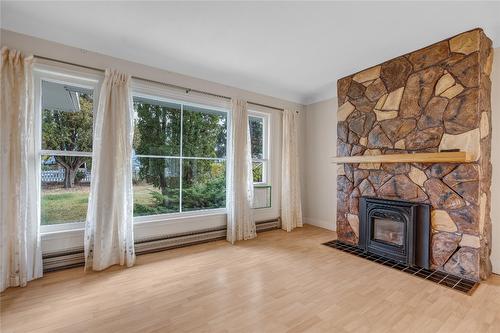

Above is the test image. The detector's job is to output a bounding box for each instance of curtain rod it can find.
[34,55,289,112]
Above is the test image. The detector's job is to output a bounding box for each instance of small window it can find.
[249,115,268,184]
[39,79,96,225]
[249,113,271,209]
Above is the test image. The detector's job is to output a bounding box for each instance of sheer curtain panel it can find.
[84,69,135,271]
[281,109,303,232]
[226,99,256,243]
[0,47,43,292]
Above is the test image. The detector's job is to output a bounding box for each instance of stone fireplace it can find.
[335,28,493,281]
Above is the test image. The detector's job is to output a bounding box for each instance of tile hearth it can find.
[323,240,479,295]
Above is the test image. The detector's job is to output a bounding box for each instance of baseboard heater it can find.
[42,218,280,272]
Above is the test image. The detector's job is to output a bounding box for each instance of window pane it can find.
[133,97,181,156]
[182,159,226,211]
[41,81,94,152]
[182,105,227,158]
[133,157,180,216]
[252,162,264,183]
[249,116,264,159]
[41,155,91,225]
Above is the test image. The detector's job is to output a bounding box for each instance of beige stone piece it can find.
[449,30,480,55]
[381,87,404,111]
[347,213,359,238]
[374,109,398,121]
[435,73,455,96]
[460,234,481,249]
[337,164,345,176]
[358,149,382,170]
[480,112,489,139]
[353,66,381,83]
[484,51,493,76]
[395,139,405,150]
[439,128,480,161]
[408,167,427,187]
[359,137,368,146]
[362,80,375,87]
[337,101,355,121]
[431,210,458,232]
[479,193,487,233]
[441,84,464,99]
[375,94,388,110]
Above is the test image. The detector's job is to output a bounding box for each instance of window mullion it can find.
[179,104,184,213]
[40,150,93,157]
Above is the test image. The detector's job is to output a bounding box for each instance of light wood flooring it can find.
[1,225,500,333]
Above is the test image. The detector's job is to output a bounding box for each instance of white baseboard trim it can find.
[304,217,336,231]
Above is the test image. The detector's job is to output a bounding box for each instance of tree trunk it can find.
[64,167,77,188]
[159,174,169,206]
[56,156,84,189]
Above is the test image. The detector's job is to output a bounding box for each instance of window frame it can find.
[131,91,229,223]
[34,64,102,234]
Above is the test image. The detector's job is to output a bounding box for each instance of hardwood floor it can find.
[1,225,500,333]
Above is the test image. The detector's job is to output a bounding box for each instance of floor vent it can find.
[43,218,280,272]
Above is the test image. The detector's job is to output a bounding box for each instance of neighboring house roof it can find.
[42,80,92,112]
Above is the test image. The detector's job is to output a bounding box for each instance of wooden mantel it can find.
[332,151,475,164]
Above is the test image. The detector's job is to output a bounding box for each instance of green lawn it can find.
[41,181,224,225]
[41,184,163,225]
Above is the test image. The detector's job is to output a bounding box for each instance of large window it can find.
[132,95,227,217]
[39,78,97,225]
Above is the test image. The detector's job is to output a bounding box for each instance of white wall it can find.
[303,98,338,230]
[490,47,500,274]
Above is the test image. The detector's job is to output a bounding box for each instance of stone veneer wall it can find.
[336,29,493,281]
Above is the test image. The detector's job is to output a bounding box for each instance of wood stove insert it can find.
[359,197,431,269]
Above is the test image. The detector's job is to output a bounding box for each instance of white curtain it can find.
[226,99,256,243]
[0,47,43,292]
[84,69,135,271]
[281,109,303,232]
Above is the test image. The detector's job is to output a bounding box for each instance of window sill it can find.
[40,208,228,236]
[133,208,226,225]
[41,222,85,235]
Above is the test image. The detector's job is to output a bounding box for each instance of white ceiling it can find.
[2,1,499,104]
